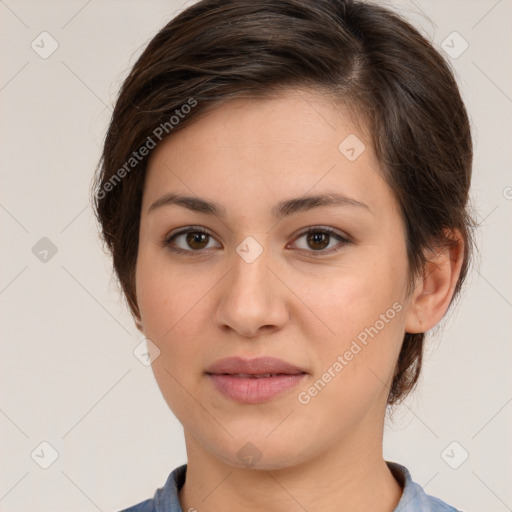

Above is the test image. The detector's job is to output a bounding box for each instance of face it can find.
[136,89,413,470]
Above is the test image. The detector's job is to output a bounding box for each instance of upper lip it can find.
[205,356,307,375]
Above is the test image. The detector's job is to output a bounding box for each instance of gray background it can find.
[1,0,511,510]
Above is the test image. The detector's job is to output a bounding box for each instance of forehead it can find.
[142,89,395,219]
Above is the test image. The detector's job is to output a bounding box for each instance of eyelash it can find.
[163,226,352,256]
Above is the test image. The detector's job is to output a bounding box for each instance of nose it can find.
[214,243,289,338]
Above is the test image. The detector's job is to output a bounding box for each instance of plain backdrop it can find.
[1,0,511,511]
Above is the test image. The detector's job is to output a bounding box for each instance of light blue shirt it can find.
[119,461,460,511]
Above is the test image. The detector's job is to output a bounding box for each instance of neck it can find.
[178,422,402,512]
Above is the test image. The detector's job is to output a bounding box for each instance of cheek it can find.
[297,248,408,394]
[294,271,406,432]
[136,247,199,335]
[136,253,210,419]
[135,247,220,370]
[299,252,407,340]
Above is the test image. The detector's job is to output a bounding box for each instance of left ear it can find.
[404,229,465,334]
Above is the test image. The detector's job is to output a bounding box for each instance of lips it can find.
[228,373,282,378]
[205,356,308,404]
[205,356,307,377]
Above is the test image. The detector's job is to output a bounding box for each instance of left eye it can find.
[164,226,350,255]
[290,227,350,254]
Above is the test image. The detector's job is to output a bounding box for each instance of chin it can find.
[210,435,311,472]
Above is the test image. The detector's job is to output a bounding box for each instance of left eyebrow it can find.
[147,192,372,218]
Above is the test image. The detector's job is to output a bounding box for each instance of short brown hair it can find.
[92,0,476,406]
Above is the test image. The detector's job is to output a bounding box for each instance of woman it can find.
[92,0,475,510]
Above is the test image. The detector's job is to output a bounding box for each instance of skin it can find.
[135,88,464,512]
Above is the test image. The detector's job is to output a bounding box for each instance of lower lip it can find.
[207,373,307,404]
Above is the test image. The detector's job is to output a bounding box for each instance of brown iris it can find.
[186,232,209,250]
[307,231,330,251]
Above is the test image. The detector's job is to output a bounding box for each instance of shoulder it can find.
[119,498,157,512]
[387,461,461,512]
[117,464,187,512]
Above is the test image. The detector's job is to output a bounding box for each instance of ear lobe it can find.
[404,230,464,334]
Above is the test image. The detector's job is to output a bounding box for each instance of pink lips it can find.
[205,356,308,404]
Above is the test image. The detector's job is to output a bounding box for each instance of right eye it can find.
[164,227,221,254]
